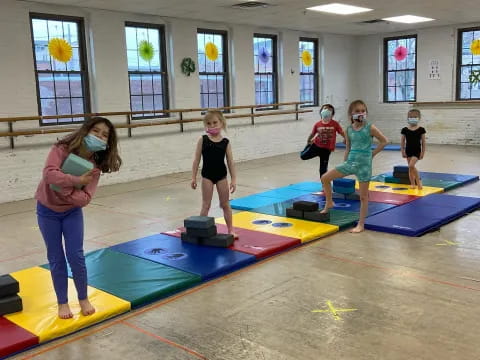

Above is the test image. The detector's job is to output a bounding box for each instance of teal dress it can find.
[336,122,372,182]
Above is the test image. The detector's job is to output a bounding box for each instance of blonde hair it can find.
[203,110,227,130]
[348,99,368,124]
[408,108,421,118]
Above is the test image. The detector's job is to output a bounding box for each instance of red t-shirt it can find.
[311,119,345,151]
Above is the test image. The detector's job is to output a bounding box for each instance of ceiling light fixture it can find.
[306,3,373,15]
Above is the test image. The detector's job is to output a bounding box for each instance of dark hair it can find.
[57,117,122,173]
[348,100,368,124]
[321,104,335,116]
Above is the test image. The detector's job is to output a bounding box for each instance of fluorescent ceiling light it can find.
[382,15,435,23]
[307,3,373,15]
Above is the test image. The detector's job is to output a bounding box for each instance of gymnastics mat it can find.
[0,317,38,359]
[5,267,130,343]
[336,143,400,150]
[41,249,201,308]
[216,212,339,243]
[364,181,443,196]
[163,224,301,259]
[364,194,480,236]
[110,234,256,280]
[230,186,313,210]
[367,191,420,205]
[371,171,478,190]
[285,181,323,192]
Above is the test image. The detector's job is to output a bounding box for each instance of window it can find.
[30,14,90,125]
[197,29,229,109]
[125,23,169,119]
[299,38,318,107]
[457,27,480,100]
[254,34,278,108]
[384,35,417,102]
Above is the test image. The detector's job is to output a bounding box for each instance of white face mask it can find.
[352,113,367,122]
[408,117,419,125]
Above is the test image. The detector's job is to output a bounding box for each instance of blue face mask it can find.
[83,134,107,152]
[408,118,419,125]
[320,109,332,120]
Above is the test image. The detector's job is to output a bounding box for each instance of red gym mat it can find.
[368,190,419,205]
[0,317,38,358]
[162,224,300,259]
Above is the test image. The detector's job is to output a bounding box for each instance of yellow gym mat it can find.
[216,212,339,243]
[359,181,443,196]
[6,267,130,342]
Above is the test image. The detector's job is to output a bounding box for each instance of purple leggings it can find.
[36,202,87,304]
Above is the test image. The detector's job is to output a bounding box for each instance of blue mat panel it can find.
[230,186,312,210]
[336,143,400,151]
[371,171,478,190]
[364,194,480,236]
[230,195,284,211]
[418,172,478,184]
[109,234,256,280]
[285,181,323,192]
[293,193,396,216]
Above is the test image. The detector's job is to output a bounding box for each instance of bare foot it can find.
[410,185,416,189]
[58,303,73,319]
[79,299,96,316]
[320,202,334,214]
[230,232,239,240]
[349,225,364,233]
[417,180,423,190]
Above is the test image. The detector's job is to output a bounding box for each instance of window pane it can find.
[458,29,480,99]
[299,39,317,105]
[385,36,416,102]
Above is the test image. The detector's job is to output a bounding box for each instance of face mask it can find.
[408,118,419,125]
[352,113,367,122]
[320,109,332,120]
[206,127,221,136]
[83,134,107,152]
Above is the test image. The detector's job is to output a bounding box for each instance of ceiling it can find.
[20,0,480,35]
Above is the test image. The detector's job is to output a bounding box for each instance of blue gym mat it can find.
[371,171,478,190]
[336,143,401,151]
[230,186,312,210]
[285,181,323,192]
[293,193,397,216]
[109,234,256,280]
[364,194,480,236]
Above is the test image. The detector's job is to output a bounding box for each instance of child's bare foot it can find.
[320,202,334,214]
[230,232,239,240]
[417,180,423,190]
[79,299,96,316]
[410,184,416,189]
[349,225,364,233]
[58,303,73,319]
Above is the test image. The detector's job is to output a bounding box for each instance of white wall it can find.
[0,0,357,203]
[357,25,480,145]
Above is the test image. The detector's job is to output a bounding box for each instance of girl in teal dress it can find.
[320,100,388,233]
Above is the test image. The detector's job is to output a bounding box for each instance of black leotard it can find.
[201,135,229,184]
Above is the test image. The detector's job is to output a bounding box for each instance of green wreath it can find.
[181,57,196,76]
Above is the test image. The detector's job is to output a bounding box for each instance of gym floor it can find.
[1,144,480,360]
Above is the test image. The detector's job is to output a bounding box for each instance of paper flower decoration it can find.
[205,42,219,61]
[302,50,312,66]
[181,57,196,76]
[48,38,72,63]
[138,40,154,62]
[470,39,480,55]
[469,70,480,85]
[394,46,408,61]
[259,47,270,64]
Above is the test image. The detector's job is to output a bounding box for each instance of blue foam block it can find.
[293,194,396,216]
[286,181,323,192]
[110,234,256,280]
[364,194,480,236]
[393,166,409,173]
[333,179,356,187]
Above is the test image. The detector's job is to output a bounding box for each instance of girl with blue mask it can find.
[35,117,121,319]
[302,104,346,179]
[401,109,426,189]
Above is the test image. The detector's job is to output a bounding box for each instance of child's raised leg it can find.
[216,178,237,238]
[200,178,215,216]
[320,169,345,213]
[351,182,369,233]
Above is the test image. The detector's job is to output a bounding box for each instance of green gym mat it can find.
[372,173,461,191]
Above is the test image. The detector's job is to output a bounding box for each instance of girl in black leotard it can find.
[401,109,426,190]
[191,110,238,238]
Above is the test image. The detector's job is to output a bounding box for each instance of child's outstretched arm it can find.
[191,137,203,189]
[226,142,236,193]
[420,133,426,159]
[401,134,407,158]
[371,125,388,157]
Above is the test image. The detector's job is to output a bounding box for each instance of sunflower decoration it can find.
[301,50,312,67]
[470,39,480,56]
[205,42,219,61]
[48,38,73,63]
[138,40,155,62]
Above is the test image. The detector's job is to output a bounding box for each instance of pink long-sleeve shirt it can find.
[35,144,101,212]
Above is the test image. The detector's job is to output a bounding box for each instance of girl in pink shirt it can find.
[35,117,121,319]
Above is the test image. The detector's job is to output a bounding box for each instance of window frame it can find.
[125,21,170,120]
[253,33,278,110]
[30,13,91,126]
[299,37,319,108]
[197,28,230,110]
[383,34,417,103]
[456,26,480,101]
